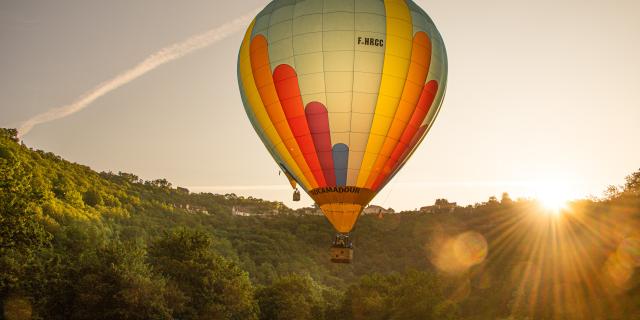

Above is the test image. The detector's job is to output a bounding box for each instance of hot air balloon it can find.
[237,0,447,263]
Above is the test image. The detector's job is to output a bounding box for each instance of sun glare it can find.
[528,179,575,214]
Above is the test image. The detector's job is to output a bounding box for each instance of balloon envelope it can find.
[238,0,447,233]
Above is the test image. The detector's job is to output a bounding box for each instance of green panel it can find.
[323,12,355,31]
[322,30,355,51]
[292,32,323,55]
[294,0,323,17]
[270,4,295,25]
[355,0,385,15]
[293,14,323,34]
[324,0,355,12]
[269,20,293,42]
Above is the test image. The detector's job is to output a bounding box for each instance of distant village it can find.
[231,198,462,217]
[170,186,475,218]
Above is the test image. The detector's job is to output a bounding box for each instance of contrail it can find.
[17,9,259,138]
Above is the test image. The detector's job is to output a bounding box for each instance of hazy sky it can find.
[2,0,639,210]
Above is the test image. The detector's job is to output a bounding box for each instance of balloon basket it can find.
[330,233,353,263]
[330,246,353,263]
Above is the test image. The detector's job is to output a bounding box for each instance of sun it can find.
[538,192,568,214]
[528,179,574,214]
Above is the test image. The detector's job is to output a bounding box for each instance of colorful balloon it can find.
[238,0,447,234]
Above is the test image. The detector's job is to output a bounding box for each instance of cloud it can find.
[17,9,259,138]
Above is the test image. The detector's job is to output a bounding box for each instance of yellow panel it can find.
[238,21,312,190]
[364,32,432,188]
[311,187,376,233]
[356,0,413,187]
[321,204,363,233]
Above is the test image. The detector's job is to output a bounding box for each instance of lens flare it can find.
[603,252,633,289]
[454,231,488,267]
[617,236,640,267]
[427,231,488,274]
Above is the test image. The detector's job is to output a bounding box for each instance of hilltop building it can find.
[231,206,281,217]
[232,206,253,216]
[297,207,324,216]
[174,203,209,215]
[362,205,395,215]
[420,199,457,214]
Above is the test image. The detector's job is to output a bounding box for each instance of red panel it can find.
[389,125,427,180]
[371,80,438,190]
[305,102,336,186]
[273,64,327,187]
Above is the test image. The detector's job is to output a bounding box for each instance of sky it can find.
[1,0,639,211]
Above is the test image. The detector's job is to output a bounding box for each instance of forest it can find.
[1,127,639,320]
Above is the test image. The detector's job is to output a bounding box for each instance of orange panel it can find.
[250,35,319,188]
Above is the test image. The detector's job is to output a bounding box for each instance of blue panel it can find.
[332,143,349,186]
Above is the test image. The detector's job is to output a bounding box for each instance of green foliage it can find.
[624,169,640,195]
[0,144,50,252]
[256,274,328,320]
[82,189,104,207]
[1,129,640,319]
[0,128,18,142]
[149,229,258,320]
[334,271,456,320]
[71,241,172,320]
[340,273,398,320]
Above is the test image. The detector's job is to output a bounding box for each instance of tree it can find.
[624,169,640,196]
[147,179,172,189]
[0,137,50,252]
[339,272,457,320]
[340,274,398,320]
[256,274,325,320]
[83,189,104,207]
[500,192,513,205]
[150,228,258,320]
[392,271,457,320]
[0,128,19,142]
[71,241,172,320]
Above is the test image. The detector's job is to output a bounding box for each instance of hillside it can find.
[1,127,639,320]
